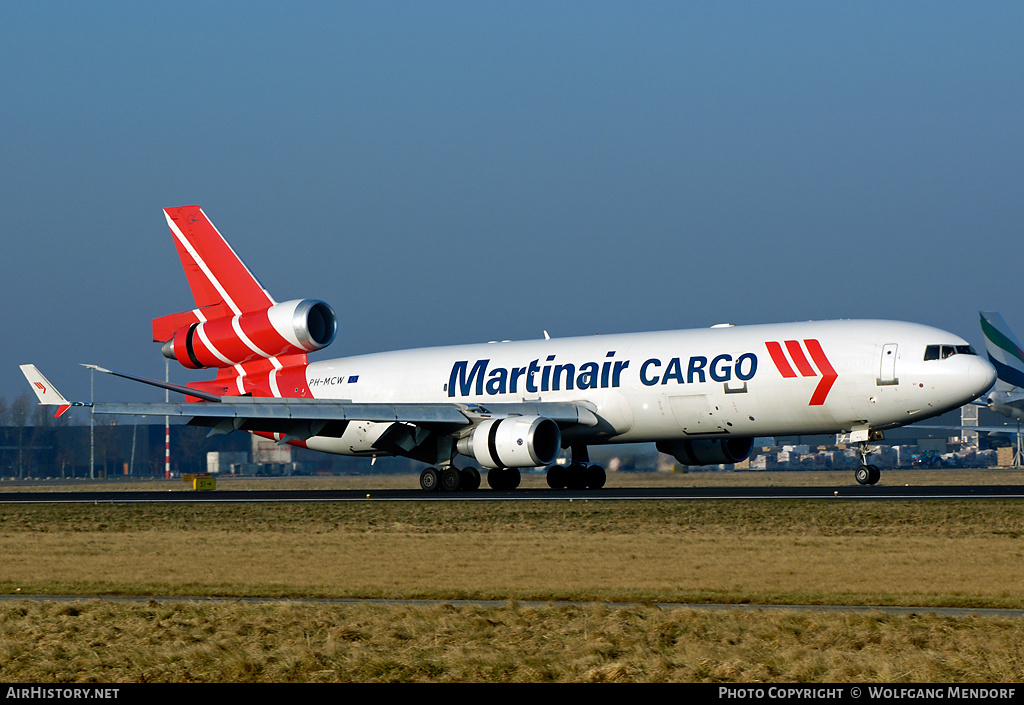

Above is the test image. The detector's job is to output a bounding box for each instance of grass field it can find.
[3,599,1023,683]
[1,469,1022,682]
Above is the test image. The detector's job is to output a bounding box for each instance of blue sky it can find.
[2,1,1022,405]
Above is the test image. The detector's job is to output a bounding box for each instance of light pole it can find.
[165,358,170,479]
[90,366,95,480]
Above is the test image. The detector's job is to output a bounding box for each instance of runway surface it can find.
[1,483,1022,503]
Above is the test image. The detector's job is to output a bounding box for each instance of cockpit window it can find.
[924,344,977,361]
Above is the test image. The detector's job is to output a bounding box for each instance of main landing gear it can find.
[854,442,881,485]
[419,465,481,492]
[486,468,522,491]
[418,464,522,492]
[545,445,606,490]
[417,445,606,492]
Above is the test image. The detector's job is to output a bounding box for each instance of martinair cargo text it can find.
[21,206,996,491]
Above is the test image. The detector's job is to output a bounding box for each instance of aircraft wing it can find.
[91,398,595,426]
[911,424,1021,432]
[90,399,472,424]
[19,364,599,446]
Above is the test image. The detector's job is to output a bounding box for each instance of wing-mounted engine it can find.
[656,437,754,466]
[158,299,337,370]
[457,415,561,469]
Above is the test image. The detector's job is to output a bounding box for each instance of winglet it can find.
[18,364,82,417]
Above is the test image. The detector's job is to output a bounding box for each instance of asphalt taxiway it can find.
[0,484,1022,503]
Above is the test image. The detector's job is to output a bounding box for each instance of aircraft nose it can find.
[969,356,997,398]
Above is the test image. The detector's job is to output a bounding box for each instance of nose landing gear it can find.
[854,442,881,485]
[855,463,881,485]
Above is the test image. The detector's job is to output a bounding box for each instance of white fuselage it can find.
[294,319,995,456]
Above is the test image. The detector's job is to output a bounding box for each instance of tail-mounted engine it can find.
[160,299,337,369]
[657,437,754,466]
[457,415,561,469]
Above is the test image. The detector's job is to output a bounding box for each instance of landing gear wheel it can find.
[419,467,440,492]
[441,466,462,492]
[854,440,881,486]
[855,464,881,486]
[556,444,605,491]
[563,463,588,490]
[550,458,607,491]
[546,464,566,489]
[460,466,481,491]
[487,467,521,491]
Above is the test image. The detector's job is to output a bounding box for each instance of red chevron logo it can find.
[764,339,838,406]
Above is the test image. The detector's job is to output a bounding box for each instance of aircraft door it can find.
[878,344,898,386]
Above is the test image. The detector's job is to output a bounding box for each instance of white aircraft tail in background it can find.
[979,311,1024,423]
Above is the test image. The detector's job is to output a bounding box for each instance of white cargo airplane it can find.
[20,206,996,489]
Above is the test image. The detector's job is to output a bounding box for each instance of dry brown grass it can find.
[0,493,1022,607]
[1,599,1022,683]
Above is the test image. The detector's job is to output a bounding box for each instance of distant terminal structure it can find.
[207,435,294,476]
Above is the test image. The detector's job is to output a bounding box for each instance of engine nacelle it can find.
[457,415,561,469]
[162,299,337,369]
[656,437,754,466]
